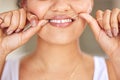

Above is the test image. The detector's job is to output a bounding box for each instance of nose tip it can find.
[51,0,71,12]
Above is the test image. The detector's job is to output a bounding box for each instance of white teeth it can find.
[49,19,72,23]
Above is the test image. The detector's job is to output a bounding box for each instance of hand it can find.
[0,8,48,55]
[79,8,120,79]
[79,8,120,58]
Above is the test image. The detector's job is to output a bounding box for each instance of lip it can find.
[48,15,75,20]
[47,15,75,28]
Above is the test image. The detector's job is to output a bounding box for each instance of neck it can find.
[29,38,83,70]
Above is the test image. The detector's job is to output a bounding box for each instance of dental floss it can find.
[23,20,49,32]
[23,12,78,32]
[23,23,32,31]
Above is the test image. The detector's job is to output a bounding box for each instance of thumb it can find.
[3,19,48,53]
[21,19,48,44]
[79,13,101,37]
[27,12,38,22]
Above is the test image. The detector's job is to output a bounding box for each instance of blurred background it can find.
[0,0,119,59]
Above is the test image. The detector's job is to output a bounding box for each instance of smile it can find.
[48,18,75,28]
[49,19,73,23]
[47,15,76,28]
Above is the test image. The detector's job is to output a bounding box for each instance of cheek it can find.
[71,0,92,13]
[26,2,50,19]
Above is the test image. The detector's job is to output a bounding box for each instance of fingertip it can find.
[31,19,48,28]
[38,20,48,27]
[30,19,38,27]
[0,18,3,24]
[22,20,48,40]
[27,12,38,23]
[79,13,101,37]
[79,13,93,23]
[79,13,89,18]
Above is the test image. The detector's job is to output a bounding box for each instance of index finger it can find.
[20,20,48,44]
[79,13,101,38]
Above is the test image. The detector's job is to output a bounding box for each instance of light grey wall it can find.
[113,0,120,8]
[0,0,18,12]
[0,0,117,58]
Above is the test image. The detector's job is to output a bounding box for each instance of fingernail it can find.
[106,30,113,38]
[0,19,2,24]
[112,28,118,37]
[15,29,21,33]
[41,20,48,26]
[7,30,13,35]
[31,20,37,27]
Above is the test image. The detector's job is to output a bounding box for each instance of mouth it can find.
[47,15,76,28]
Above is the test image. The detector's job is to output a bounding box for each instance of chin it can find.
[37,31,82,45]
[37,17,86,45]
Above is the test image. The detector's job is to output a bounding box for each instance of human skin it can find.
[25,0,92,45]
[0,0,120,80]
[19,0,95,79]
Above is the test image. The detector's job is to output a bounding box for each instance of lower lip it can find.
[49,21,74,28]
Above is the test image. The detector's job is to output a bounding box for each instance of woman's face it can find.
[26,0,93,45]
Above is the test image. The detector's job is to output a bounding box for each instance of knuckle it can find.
[0,18,3,24]
[96,17,102,22]
[105,9,111,13]
[96,10,103,17]
[13,10,20,16]
[10,24,18,30]
[96,10,103,14]
[15,11,19,15]
[0,14,5,19]
[19,8,26,12]
[8,11,13,15]
[112,8,120,12]
[14,9,19,13]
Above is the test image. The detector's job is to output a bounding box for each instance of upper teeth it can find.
[49,19,72,23]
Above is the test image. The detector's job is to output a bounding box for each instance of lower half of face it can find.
[37,17,86,45]
[26,0,92,45]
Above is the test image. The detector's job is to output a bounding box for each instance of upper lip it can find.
[46,15,76,20]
